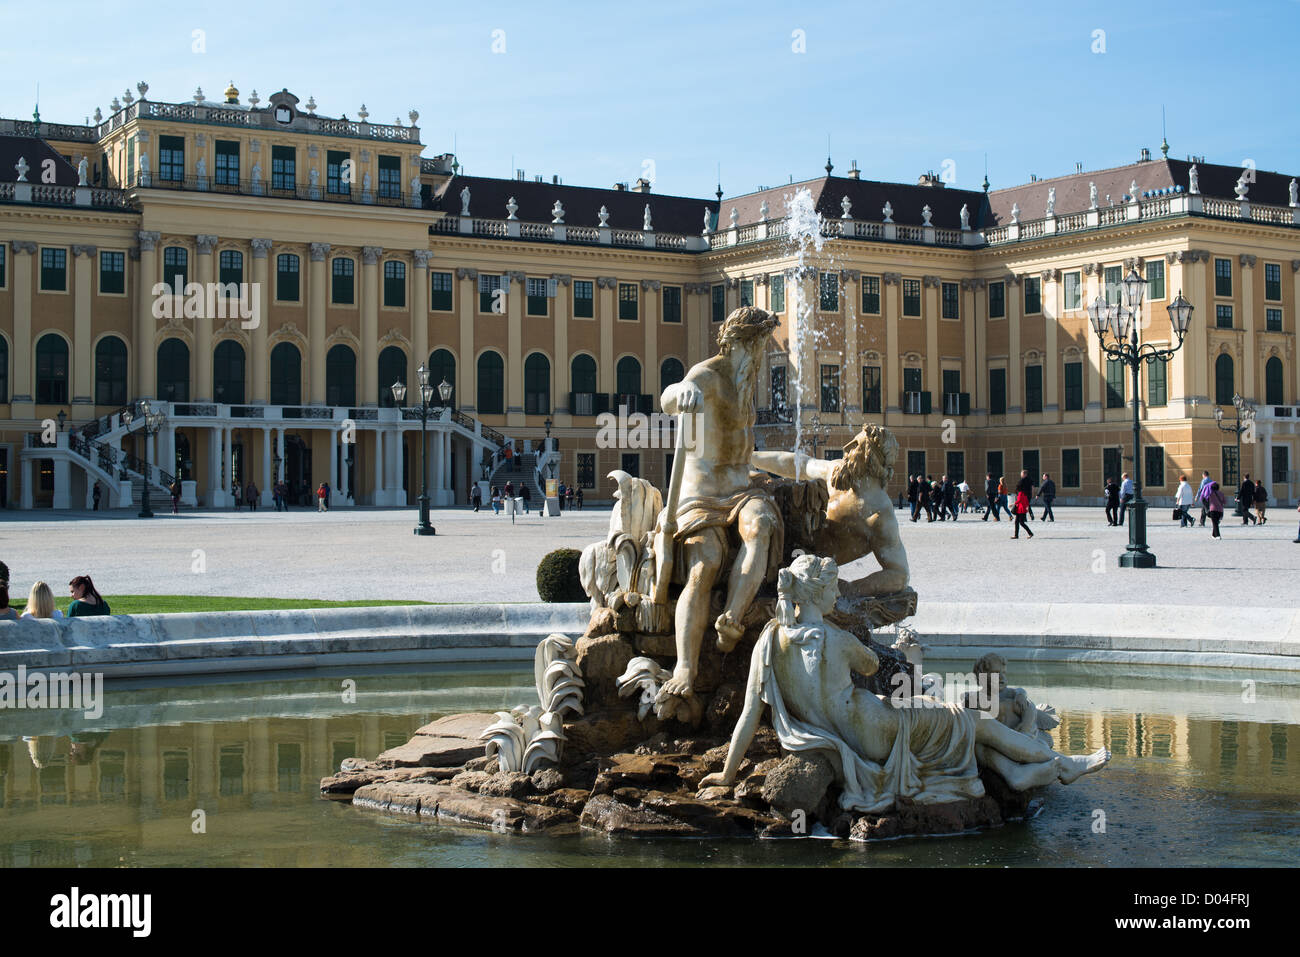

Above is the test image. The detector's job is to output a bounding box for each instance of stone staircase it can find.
[488,452,545,500]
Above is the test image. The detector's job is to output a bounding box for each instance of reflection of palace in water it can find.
[0,714,424,866]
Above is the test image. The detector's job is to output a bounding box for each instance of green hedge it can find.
[536,548,585,603]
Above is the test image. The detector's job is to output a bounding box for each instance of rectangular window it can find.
[986,450,1004,482]
[1104,265,1122,305]
[1273,446,1290,485]
[40,248,67,291]
[941,282,959,319]
[861,275,880,314]
[862,366,881,414]
[711,284,725,322]
[662,286,681,323]
[989,368,1006,415]
[740,279,754,308]
[902,279,921,317]
[383,261,405,307]
[277,254,300,302]
[907,451,926,481]
[214,140,239,185]
[618,283,638,320]
[903,367,922,394]
[162,247,187,289]
[271,145,296,191]
[820,364,840,412]
[1064,361,1083,411]
[771,365,787,413]
[1266,307,1282,332]
[819,272,839,311]
[1106,358,1125,408]
[945,451,965,484]
[942,368,961,397]
[526,278,549,316]
[1024,364,1043,413]
[1063,271,1081,310]
[621,453,640,479]
[1222,445,1239,488]
[327,151,351,194]
[479,274,502,314]
[1146,260,1165,300]
[1022,449,1040,483]
[1062,448,1081,487]
[770,274,785,312]
[1216,304,1234,328]
[331,258,354,304]
[1023,276,1041,314]
[988,281,1005,319]
[1215,257,1232,297]
[99,251,125,294]
[430,271,453,311]
[377,155,401,199]
[1145,446,1165,488]
[1265,262,1282,301]
[1147,360,1167,407]
[577,453,596,489]
[158,135,184,182]
[573,280,594,318]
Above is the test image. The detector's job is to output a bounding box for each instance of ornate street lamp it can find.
[56,409,67,432]
[1214,393,1256,490]
[1089,271,1195,567]
[394,365,436,536]
[124,399,167,518]
[807,413,830,460]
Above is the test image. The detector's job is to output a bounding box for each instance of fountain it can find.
[327,306,1111,840]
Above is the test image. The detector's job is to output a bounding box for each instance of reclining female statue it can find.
[699,555,1109,812]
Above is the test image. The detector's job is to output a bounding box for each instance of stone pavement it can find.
[0,505,1296,607]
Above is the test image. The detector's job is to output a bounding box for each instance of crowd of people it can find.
[0,562,112,621]
[470,482,582,515]
[907,471,1057,538]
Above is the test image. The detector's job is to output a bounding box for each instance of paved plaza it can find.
[1,503,1297,608]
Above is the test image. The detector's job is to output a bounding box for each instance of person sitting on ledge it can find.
[67,575,111,617]
[700,555,1109,811]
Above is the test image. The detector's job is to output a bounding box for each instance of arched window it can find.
[157,338,190,402]
[571,354,597,394]
[1265,356,1284,406]
[270,342,302,406]
[428,349,455,406]
[36,334,69,404]
[162,246,188,290]
[660,357,685,392]
[0,337,8,403]
[1215,354,1235,406]
[94,336,128,406]
[616,356,642,396]
[213,340,246,405]
[378,345,406,406]
[326,344,357,407]
[524,353,550,415]
[477,351,504,415]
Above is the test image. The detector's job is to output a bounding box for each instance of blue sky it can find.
[3,0,1297,198]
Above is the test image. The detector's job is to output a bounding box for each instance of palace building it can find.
[1,83,1298,510]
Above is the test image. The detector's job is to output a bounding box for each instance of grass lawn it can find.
[12,596,433,616]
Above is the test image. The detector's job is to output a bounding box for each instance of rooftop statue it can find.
[460,186,471,216]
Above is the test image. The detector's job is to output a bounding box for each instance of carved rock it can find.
[760,752,836,819]
[574,633,637,706]
[374,712,496,768]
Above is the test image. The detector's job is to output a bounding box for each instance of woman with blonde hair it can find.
[21,581,63,619]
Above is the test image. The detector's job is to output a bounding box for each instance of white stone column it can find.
[338,433,350,504]
[20,459,34,509]
[261,428,272,505]
[53,458,71,509]
[372,429,384,505]
[330,429,340,497]
[223,426,233,504]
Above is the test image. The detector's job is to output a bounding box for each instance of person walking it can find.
[1174,474,1196,527]
[958,478,972,513]
[1293,500,1300,543]
[982,473,1000,521]
[1253,478,1268,525]
[233,480,242,511]
[1118,473,1134,526]
[1205,481,1227,539]
[1104,477,1121,526]
[504,480,513,500]
[1037,473,1057,522]
[907,475,919,521]
[491,486,502,515]
[997,476,1009,520]
[942,475,957,521]
[471,484,481,513]
[316,482,328,512]
[576,487,584,510]
[169,479,181,514]
[92,481,102,511]
[1011,470,1034,539]
[557,482,565,512]
[1237,474,1257,525]
[521,484,531,514]
[1196,470,1213,527]
[67,575,111,616]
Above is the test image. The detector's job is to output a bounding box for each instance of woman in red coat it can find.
[1012,470,1034,539]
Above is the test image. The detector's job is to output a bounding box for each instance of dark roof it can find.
[430,175,715,234]
[986,158,1299,224]
[0,134,80,185]
[722,175,991,231]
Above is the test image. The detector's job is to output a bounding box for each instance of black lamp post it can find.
[124,399,167,519]
[806,413,830,460]
[56,409,67,433]
[393,364,439,536]
[1088,270,1194,567]
[1214,393,1256,490]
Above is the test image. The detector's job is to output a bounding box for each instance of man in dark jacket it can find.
[907,475,920,522]
[1104,478,1121,526]
[1237,474,1257,525]
[983,473,1000,521]
[1038,473,1057,522]
[942,476,957,521]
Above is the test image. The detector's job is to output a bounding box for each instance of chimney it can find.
[631,177,651,193]
[1075,162,1083,173]
[917,171,943,187]
[534,174,543,182]
[552,175,559,184]
[516,169,525,181]
[848,160,860,180]
[613,182,627,191]
[1139,147,1151,162]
